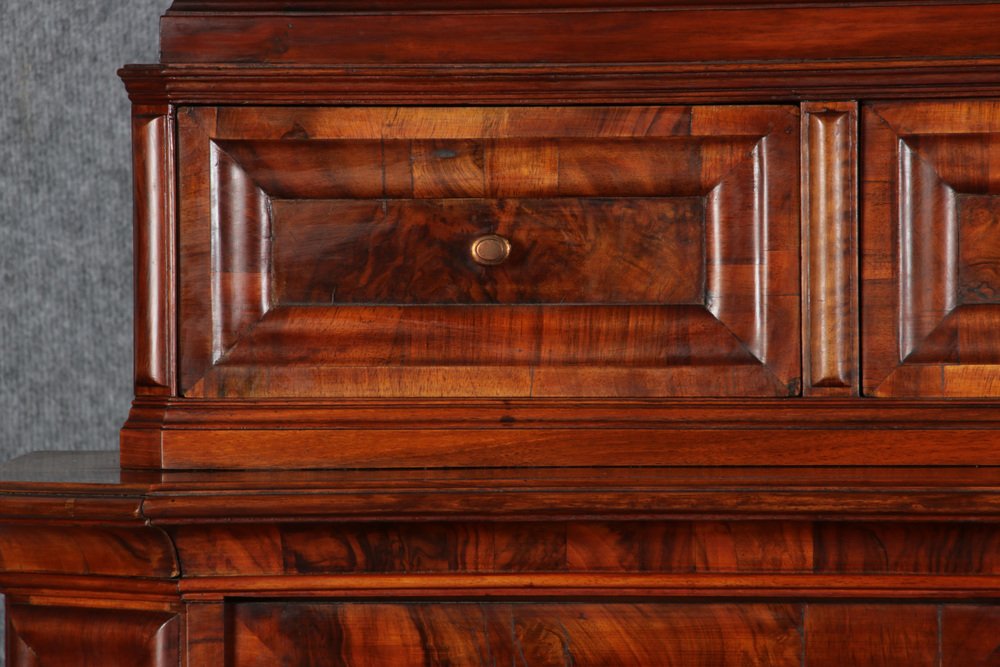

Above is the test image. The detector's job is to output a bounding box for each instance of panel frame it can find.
[176,104,802,400]
[862,100,1000,397]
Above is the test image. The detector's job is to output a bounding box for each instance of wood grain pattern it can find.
[165,521,808,577]
[159,5,1000,65]
[165,0,964,10]
[8,605,179,667]
[801,102,857,394]
[804,604,938,667]
[21,2,1000,665]
[121,395,1000,468]
[959,196,1000,303]
[131,105,175,395]
[150,422,1000,468]
[231,602,802,666]
[270,197,705,305]
[165,519,1000,578]
[176,105,800,400]
[941,605,1000,667]
[814,523,1000,575]
[177,107,217,398]
[0,453,998,664]
[185,602,227,667]
[0,524,178,579]
[120,60,1000,107]
[863,100,1000,396]
[124,463,1000,522]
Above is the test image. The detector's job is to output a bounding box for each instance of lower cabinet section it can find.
[4,598,998,666]
[226,601,1000,667]
[1,457,997,665]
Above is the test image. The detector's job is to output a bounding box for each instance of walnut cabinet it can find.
[2,1,1000,665]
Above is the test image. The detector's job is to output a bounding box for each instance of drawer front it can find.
[863,100,1000,397]
[178,106,800,398]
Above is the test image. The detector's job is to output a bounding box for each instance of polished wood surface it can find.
[863,100,1000,396]
[8,606,179,667]
[159,4,1000,65]
[0,453,997,664]
[802,102,858,395]
[131,105,175,396]
[116,1,1000,470]
[123,397,1000,468]
[10,1,1000,664]
[175,105,799,400]
[232,602,803,666]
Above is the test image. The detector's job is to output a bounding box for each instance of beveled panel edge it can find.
[119,60,1000,105]
[862,100,1000,397]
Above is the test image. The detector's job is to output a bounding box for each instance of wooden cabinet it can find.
[0,456,998,666]
[3,1,1000,665]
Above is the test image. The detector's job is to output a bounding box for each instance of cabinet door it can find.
[863,101,1000,397]
[178,106,800,398]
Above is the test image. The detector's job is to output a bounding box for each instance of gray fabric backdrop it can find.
[1,1,166,461]
[1,1,168,660]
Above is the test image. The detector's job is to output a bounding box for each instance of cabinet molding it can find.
[802,102,858,395]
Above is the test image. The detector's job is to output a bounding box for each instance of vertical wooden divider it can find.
[801,102,858,395]
[132,104,176,396]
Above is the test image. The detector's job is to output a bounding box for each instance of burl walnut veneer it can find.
[3,1,1000,664]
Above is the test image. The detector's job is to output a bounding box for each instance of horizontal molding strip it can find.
[119,60,1000,104]
[178,573,1000,600]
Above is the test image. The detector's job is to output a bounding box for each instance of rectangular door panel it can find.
[178,106,801,398]
[863,101,1000,396]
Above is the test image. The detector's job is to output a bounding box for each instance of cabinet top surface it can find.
[154,0,1000,67]
[165,0,995,10]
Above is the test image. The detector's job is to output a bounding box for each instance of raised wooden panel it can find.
[863,101,1000,396]
[270,197,706,305]
[178,105,800,399]
[801,102,858,395]
[8,605,178,667]
[231,602,802,666]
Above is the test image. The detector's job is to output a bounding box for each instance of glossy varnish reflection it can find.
[802,102,857,395]
[175,105,800,401]
[9,1,1000,665]
[863,100,1000,396]
[2,454,998,665]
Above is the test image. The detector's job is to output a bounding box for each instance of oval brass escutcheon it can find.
[470,234,511,266]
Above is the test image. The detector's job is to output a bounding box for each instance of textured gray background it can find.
[1,3,167,659]
[1,0,167,463]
